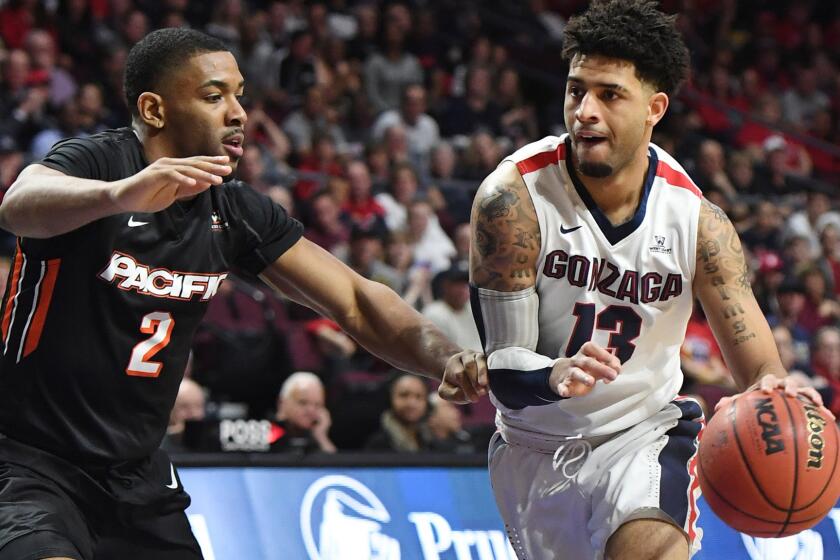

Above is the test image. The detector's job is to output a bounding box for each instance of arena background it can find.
[0,0,838,558]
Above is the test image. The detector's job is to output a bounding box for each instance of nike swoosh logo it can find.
[165,462,178,489]
[128,216,149,227]
[560,224,582,234]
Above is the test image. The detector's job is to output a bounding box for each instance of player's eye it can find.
[602,90,619,101]
[205,94,222,103]
[568,86,583,99]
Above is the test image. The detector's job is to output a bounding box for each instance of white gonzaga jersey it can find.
[493,134,702,439]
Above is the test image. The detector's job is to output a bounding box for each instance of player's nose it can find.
[575,92,600,123]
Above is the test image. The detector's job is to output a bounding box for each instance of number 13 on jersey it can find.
[565,303,642,362]
[126,311,174,377]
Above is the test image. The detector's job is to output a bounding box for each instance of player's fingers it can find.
[450,359,480,402]
[581,341,621,371]
[573,356,618,383]
[438,381,469,404]
[714,395,734,413]
[182,159,234,176]
[758,373,788,393]
[173,165,226,185]
[797,386,824,407]
[475,353,488,392]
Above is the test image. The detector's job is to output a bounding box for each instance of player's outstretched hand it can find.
[110,155,232,213]
[438,350,488,404]
[714,373,836,420]
[549,341,621,398]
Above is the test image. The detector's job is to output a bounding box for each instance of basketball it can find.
[698,389,840,537]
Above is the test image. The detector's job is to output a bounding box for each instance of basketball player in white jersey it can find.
[466,1,832,559]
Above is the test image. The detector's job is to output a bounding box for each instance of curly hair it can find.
[562,0,689,96]
[124,28,229,117]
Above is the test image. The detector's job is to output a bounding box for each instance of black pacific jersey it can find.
[0,128,303,466]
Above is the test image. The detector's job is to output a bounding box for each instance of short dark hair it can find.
[562,0,689,96]
[124,28,229,116]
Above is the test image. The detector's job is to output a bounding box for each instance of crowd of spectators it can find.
[0,0,838,454]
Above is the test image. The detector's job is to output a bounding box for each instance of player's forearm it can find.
[0,170,119,237]
[346,279,461,380]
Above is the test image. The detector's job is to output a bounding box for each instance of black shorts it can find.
[0,435,202,560]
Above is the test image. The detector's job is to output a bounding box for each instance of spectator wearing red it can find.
[295,133,344,201]
[342,160,386,233]
[811,327,840,417]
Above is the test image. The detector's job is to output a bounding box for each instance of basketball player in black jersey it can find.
[0,29,487,560]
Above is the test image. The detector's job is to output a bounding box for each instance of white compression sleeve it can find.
[471,285,558,370]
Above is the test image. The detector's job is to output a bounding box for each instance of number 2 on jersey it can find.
[126,312,174,377]
[565,303,641,362]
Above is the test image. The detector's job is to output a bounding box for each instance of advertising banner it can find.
[180,467,840,560]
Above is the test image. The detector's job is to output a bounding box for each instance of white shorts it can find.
[488,398,704,560]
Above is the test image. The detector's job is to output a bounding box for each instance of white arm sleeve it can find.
[472,285,559,371]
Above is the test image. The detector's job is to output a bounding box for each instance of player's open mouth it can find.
[575,131,607,147]
[222,134,244,158]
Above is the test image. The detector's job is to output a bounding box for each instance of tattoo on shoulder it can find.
[697,198,756,346]
[471,183,540,290]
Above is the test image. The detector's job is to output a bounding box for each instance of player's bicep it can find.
[470,162,540,292]
[694,198,779,385]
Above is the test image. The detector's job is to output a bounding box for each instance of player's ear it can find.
[137,92,165,130]
[646,91,669,128]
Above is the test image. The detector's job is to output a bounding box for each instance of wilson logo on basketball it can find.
[754,397,785,455]
[802,400,826,469]
[98,252,227,301]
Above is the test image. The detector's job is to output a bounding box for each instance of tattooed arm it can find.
[470,161,541,291]
[468,162,620,404]
[696,198,830,416]
[694,198,787,388]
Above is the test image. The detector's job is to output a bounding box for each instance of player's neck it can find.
[134,124,176,164]
[575,148,651,227]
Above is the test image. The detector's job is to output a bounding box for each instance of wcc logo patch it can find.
[649,235,672,255]
[210,211,229,232]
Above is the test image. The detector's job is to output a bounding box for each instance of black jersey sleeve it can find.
[38,136,112,180]
[226,182,304,275]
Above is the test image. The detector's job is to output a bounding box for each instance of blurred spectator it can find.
[768,279,812,363]
[303,190,350,255]
[727,151,759,195]
[365,374,434,452]
[811,327,840,418]
[0,135,24,195]
[786,191,840,259]
[497,66,538,148]
[385,231,433,309]
[452,223,471,267]
[782,68,830,133]
[423,262,481,351]
[161,378,207,453]
[736,95,811,177]
[426,394,477,454]
[407,199,456,274]
[819,225,840,296]
[681,304,731,387]
[364,20,422,114]
[294,133,344,201]
[342,160,387,233]
[272,371,336,453]
[282,85,346,157]
[346,227,403,293]
[372,84,440,166]
[693,139,736,199]
[740,201,783,254]
[458,131,503,181]
[268,28,318,107]
[23,29,77,108]
[375,161,418,231]
[799,267,840,335]
[440,66,502,138]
